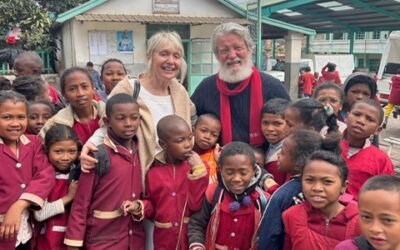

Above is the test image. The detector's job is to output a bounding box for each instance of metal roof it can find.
[75,14,251,25]
[258,0,400,38]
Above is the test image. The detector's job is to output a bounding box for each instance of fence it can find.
[0,50,53,74]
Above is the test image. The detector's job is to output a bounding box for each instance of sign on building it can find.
[153,0,179,14]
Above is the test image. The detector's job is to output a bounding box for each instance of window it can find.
[146,24,190,40]
[357,58,365,68]
[372,31,380,40]
[355,32,365,40]
[369,59,380,72]
[333,32,345,40]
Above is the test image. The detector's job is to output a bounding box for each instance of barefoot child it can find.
[39,67,106,144]
[0,90,54,249]
[335,175,400,250]
[283,150,360,249]
[341,99,394,199]
[34,124,80,249]
[188,141,269,250]
[64,94,145,249]
[122,115,209,250]
[193,113,221,183]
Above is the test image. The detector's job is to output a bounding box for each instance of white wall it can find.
[63,20,146,75]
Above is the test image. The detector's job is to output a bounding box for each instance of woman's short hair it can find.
[211,22,254,56]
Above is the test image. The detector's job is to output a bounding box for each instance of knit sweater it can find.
[89,75,196,189]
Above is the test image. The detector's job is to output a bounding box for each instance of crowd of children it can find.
[0,47,399,250]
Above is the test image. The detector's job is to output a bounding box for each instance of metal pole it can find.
[256,0,262,69]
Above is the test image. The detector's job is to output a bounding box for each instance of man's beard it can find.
[218,57,253,83]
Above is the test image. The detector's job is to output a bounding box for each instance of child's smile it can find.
[0,100,27,145]
[220,154,254,195]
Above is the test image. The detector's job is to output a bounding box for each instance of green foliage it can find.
[38,0,88,14]
[0,0,87,51]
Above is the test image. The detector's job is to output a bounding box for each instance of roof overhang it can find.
[75,14,251,25]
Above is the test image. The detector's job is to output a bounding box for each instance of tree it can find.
[0,0,87,50]
[37,0,88,15]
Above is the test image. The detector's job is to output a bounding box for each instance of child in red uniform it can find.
[321,62,341,85]
[340,72,377,123]
[193,113,221,184]
[188,142,269,250]
[260,98,290,193]
[122,115,209,250]
[64,94,145,250]
[0,90,55,250]
[258,129,340,250]
[26,100,54,135]
[341,99,394,200]
[335,175,400,250]
[383,69,400,128]
[283,150,360,250]
[34,124,79,250]
[300,66,315,97]
[97,58,127,102]
[39,67,106,144]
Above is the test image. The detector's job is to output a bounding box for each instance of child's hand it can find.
[213,144,222,162]
[80,142,98,173]
[62,180,78,205]
[0,200,30,240]
[186,151,203,167]
[121,200,139,216]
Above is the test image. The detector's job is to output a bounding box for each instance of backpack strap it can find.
[132,79,140,100]
[354,236,375,250]
[93,144,110,177]
[255,186,268,212]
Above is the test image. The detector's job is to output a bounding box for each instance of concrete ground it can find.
[379,114,400,177]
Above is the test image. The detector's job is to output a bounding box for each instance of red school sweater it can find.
[283,200,360,250]
[340,140,394,200]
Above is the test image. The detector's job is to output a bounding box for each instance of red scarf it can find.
[216,66,265,146]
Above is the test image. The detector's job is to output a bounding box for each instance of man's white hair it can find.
[211,22,254,56]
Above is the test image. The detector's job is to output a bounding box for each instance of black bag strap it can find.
[354,236,376,250]
[93,144,110,177]
[132,79,141,100]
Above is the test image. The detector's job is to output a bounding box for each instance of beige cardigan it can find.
[107,75,197,188]
[39,100,106,141]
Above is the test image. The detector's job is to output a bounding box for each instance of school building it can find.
[54,0,252,94]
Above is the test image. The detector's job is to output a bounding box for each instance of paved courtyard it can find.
[379,115,400,176]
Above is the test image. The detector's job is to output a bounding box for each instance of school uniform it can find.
[0,134,55,249]
[35,172,70,250]
[188,166,268,250]
[283,200,360,250]
[39,100,105,144]
[340,140,394,200]
[300,72,315,96]
[64,135,145,250]
[258,176,303,250]
[265,140,286,187]
[322,71,341,85]
[139,151,209,250]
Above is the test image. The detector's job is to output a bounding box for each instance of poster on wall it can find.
[116,31,134,53]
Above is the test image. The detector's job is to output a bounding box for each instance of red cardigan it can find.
[283,200,360,250]
[340,140,394,200]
